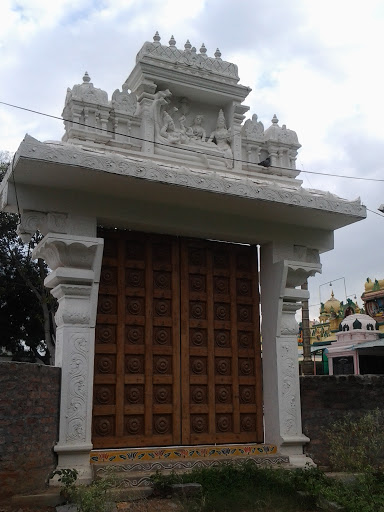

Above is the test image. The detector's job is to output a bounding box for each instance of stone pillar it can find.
[328,356,334,375]
[267,144,279,167]
[260,242,321,466]
[136,80,157,155]
[33,233,104,483]
[301,280,314,375]
[232,103,248,171]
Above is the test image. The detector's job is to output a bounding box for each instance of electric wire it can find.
[2,99,384,183]
[367,208,384,218]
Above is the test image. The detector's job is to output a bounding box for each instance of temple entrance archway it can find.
[92,230,262,449]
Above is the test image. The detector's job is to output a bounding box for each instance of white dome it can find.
[339,313,379,332]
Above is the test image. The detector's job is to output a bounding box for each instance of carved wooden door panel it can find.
[93,231,181,448]
[180,239,263,445]
[93,231,262,449]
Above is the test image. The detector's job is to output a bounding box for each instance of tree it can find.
[0,155,56,364]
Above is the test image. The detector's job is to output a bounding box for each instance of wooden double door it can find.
[93,230,262,449]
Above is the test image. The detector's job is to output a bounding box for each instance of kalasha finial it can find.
[169,35,176,46]
[184,39,192,50]
[200,43,207,54]
[153,31,161,43]
[214,48,222,59]
[272,114,279,124]
[83,71,91,83]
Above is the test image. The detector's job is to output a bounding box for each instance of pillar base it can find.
[50,444,93,486]
[278,434,315,468]
[301,360,314,376]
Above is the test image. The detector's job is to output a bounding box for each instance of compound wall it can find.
[0,362,60,499]
[300,374,384,468]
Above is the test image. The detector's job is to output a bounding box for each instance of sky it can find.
[1,0,384,319]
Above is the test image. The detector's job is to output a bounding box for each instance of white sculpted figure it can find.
[160,110,182,144]
[190,114,206,141]
[208,109,233,168]
[179,115,193,142]
[151,90,233,168]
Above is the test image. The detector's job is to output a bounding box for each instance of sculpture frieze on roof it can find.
[60,32,304,177]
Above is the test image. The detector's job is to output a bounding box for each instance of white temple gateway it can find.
[0,33,366,483]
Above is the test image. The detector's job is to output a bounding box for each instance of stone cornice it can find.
[14,135,366,219]
[136,41,240,82]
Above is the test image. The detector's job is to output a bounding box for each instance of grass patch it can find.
[151,462,315,511]
[326,409,384,472]
[150,463,384,512]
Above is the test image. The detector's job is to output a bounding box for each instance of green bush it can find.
[150,469,182,497]
[327,409,384,472]
[50,468,78,501]
[69,477,115,512]
[51,467,116,512]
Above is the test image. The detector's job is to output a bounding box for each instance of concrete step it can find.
[10,488,65,508]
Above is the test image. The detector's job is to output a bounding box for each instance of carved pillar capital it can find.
[51,284,93,328]
[33,234,103,275]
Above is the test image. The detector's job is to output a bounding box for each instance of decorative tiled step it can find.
[91,444,289,488]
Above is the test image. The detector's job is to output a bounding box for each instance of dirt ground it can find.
[0,498,184,512]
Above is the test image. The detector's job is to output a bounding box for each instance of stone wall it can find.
[0,362,61,500]
[300,374,384,468]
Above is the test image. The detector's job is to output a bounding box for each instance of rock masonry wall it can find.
[300,374,384,468]
[0,362,61,499]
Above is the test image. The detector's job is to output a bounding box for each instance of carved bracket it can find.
[17,210,68,243]
[278,259,321,337]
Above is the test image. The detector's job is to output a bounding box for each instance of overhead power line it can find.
[2,99,384,183]
[366,208,384,218]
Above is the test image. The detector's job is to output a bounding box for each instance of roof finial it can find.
[83,71,91,83]
[169,35,176,46]
[199,43,207,55]
[214,48,222,59]
[153,31,161,43]
[184,39,192,51]
[191,46,197,54]
[272,114,279,124]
